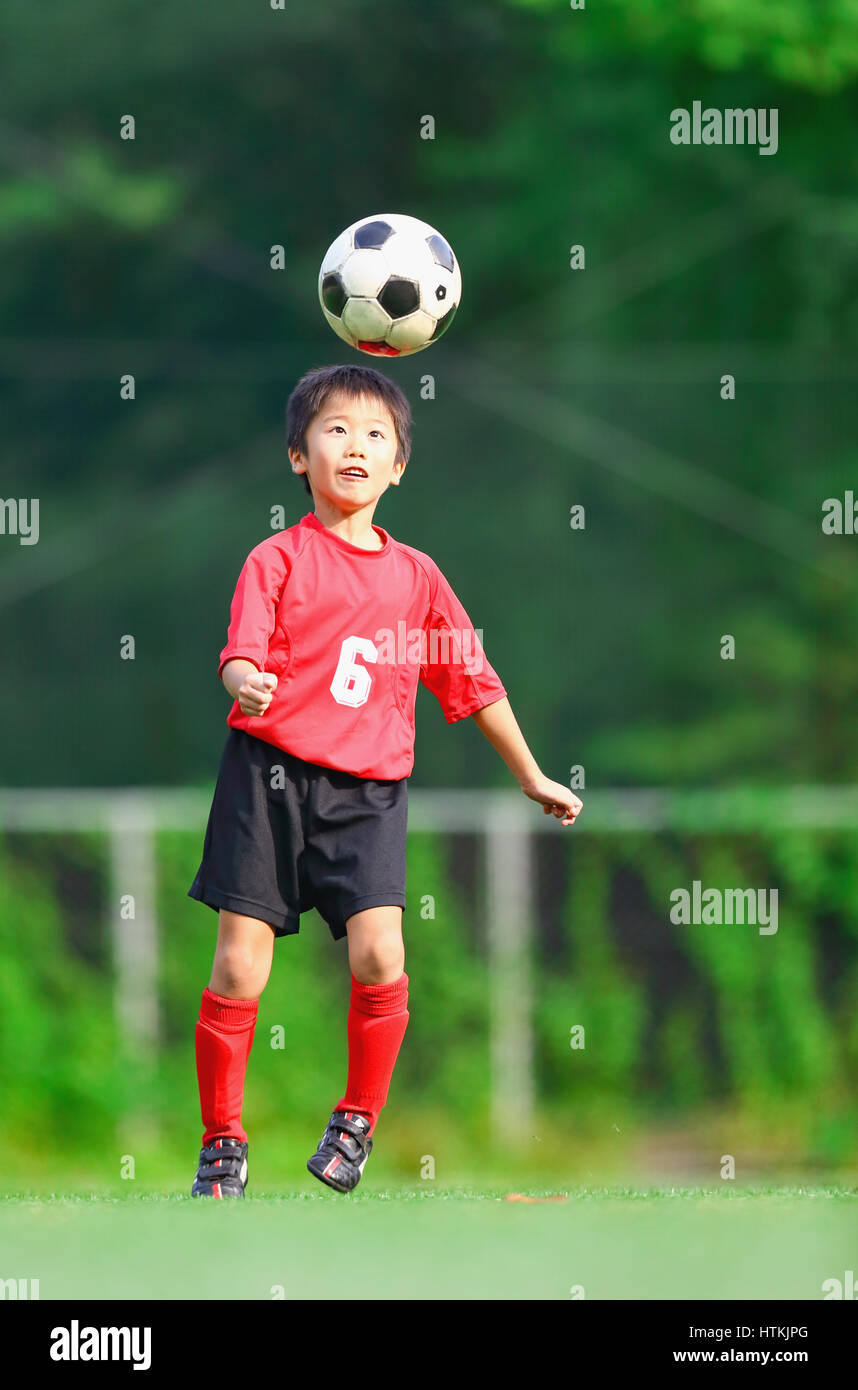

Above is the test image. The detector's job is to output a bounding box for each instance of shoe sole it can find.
[306,1160,353,1192]
[306,1144,371,1193]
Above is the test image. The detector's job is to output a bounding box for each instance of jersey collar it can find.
[300,511,391,556]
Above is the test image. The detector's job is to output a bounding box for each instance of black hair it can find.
[285,364,412,498]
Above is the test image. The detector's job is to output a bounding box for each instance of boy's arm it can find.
[221,658,258,700]
[221,657,277,716]
[218,543,289,683]
[471,697,582,827]
[218,541,289,715]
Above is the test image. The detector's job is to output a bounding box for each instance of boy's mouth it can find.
[339,467,368,479]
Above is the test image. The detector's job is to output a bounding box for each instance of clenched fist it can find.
[238,670,278,717]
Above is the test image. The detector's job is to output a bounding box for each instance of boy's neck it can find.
[310,500,384,551]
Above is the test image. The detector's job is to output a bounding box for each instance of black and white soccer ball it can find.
[318,212,462,356]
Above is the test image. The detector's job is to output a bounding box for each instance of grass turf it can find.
[1,1185,856,1300]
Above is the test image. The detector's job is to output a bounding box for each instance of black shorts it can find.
[188,728,408,941]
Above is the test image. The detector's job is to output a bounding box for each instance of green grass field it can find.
[2,1185,856,1300]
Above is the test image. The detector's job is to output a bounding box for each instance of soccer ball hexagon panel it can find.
[318,213,462,356]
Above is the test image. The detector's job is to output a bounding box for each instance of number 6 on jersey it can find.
[330,636,378,707]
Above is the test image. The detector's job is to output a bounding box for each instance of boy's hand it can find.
[238,671,278,717]
[520,775,582,827]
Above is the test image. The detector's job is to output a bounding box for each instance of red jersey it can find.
[217,511,507,779]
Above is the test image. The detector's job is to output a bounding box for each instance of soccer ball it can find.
[318,212,461,356]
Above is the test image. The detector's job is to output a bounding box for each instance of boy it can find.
[187,363,582,1197]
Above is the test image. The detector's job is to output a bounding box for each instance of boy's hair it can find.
[286,364,412,498]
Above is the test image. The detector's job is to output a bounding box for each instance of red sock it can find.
[335,972,410,1135]
[195,986,258,1145]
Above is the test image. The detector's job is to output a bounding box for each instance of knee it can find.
[350,938,405,985]
[210,945,267,998]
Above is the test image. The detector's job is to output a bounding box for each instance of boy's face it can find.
[289,391,405,508]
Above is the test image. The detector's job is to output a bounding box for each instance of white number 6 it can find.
[329,635,378,707]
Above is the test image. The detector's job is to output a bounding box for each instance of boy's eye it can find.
[330,425,384,437]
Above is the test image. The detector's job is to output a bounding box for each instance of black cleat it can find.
[307,1110,373,1192]
[191,1136,249,1198]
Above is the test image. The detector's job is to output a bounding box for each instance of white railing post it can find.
[108,796,159,1056]
[485,797,535,1145]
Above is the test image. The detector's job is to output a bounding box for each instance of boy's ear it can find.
[390,459,406,486]
[288,447,307,476]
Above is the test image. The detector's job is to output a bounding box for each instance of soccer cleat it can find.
[191,1136,249,1198]
[307,1110,373,1193]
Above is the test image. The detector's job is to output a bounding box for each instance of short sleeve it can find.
[419,563,507,723]
[217,543,290,678]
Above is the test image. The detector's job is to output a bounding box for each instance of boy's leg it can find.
[334,905,410,1135]
[196,910,275,1144]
